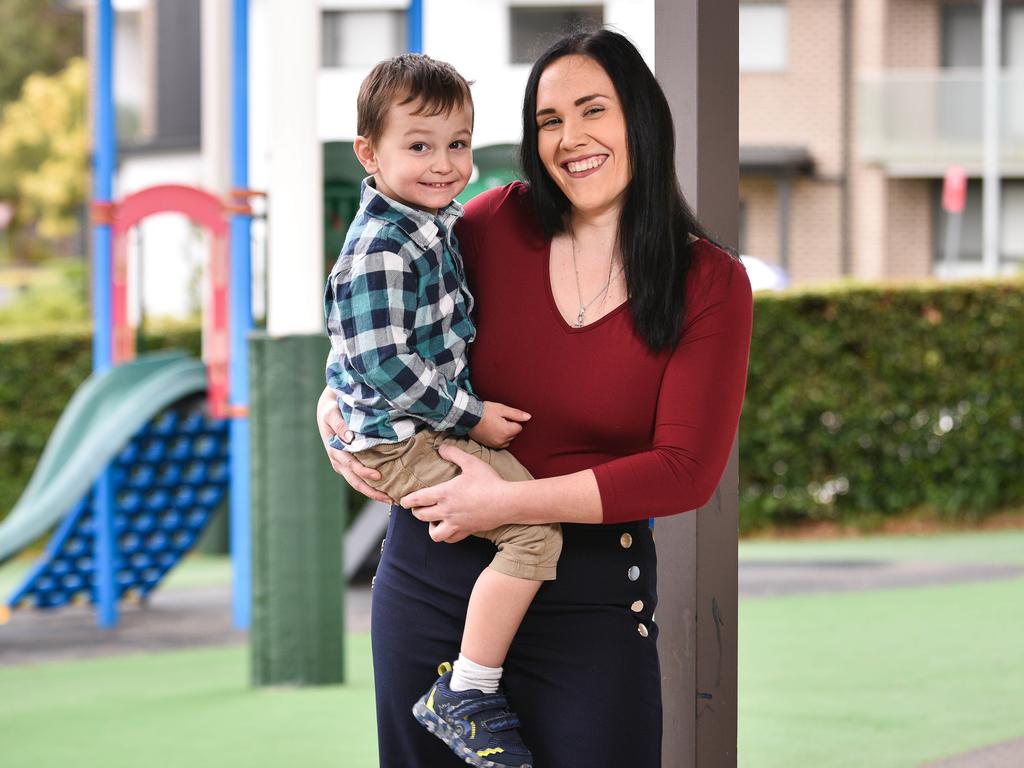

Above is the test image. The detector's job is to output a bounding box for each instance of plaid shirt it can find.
[324,179,483,451]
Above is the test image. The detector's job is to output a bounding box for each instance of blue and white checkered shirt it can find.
[324,178,483,451]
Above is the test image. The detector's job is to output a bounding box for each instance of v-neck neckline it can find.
[543,240,628,334]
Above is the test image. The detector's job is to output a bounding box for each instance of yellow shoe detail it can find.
[477,748,505,757]
[0,604,10,625]
[426,686,437,713]
[471,721,476,739]
[437,661,453,675]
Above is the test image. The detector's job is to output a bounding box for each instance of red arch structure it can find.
[111,184,230,419]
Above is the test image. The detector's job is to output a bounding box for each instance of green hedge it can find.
[2,280,1023,533]
[740,279,1024,530]
[0,326,369,538]
[0,327,203,517]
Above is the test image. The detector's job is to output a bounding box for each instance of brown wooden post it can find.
[654,1,740,766]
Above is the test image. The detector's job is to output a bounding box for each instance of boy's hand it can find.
[468,401,531,449]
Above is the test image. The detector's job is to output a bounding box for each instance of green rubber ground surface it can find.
[739,576,1024,767]
[0,636,378,768]
[2,536,1022,766]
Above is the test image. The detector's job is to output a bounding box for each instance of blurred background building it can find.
[20,0,1023,318]
[740,0,1024,283]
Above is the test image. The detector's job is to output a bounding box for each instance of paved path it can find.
[0,584,371,666]
[921,737,1024,767]
[739,559,1024,598]
[4,554,1023,666]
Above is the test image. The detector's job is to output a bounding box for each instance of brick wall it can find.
[887,0,942,69]
[740,0,946,284]
[739,0,844,175]
[790,180,844,281]
[739,178,779,262]
[886,178,935,277]
[739,0,846,282]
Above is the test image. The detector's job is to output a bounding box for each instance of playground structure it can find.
[0,355,229,614]
[0,0,255,630]
[0,180,244,621]
[0,0,423,635]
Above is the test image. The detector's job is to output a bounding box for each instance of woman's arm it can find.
[592,255,753,523]
[401,448,602,542]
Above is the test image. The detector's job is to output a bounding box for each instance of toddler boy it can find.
[324,54,559,768]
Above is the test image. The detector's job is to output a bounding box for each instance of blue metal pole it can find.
[230,0,253,630]
[92,0,118,629]
[408,0,424,53]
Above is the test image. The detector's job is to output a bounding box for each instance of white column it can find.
[265,0,324,336]
[982,0,1002,277]
[201,0,232,195]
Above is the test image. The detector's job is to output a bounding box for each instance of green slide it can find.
[0,352,210,565]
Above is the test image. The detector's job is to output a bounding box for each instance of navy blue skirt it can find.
[370,507,662,767]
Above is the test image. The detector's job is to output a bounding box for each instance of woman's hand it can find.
[315,385,394,504]
[401,446,516,543]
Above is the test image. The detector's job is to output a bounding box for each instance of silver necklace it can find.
[570,233,624,328]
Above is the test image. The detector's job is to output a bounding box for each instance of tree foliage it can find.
[0,0,83,112]
[0,57,88,242]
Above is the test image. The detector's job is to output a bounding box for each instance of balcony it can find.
[858,70,1024,176]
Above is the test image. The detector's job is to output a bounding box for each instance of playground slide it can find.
[0,352,210,566]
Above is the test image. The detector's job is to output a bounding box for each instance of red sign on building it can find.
[942,166,967,213]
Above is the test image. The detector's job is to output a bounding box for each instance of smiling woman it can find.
[317,29,753,768]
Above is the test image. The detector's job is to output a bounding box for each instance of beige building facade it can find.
[739,0,1024,284]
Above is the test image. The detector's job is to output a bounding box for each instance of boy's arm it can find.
[322,345,351,451]
[325,249,483,434]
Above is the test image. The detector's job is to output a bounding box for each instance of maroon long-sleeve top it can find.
[456,183,753,525]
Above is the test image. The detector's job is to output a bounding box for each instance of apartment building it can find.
[87,0,1023,309]
[314,0,653,261]
[740,0,1024,283]
[83,0,654,317]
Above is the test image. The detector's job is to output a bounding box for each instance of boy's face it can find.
[355,98,473,215]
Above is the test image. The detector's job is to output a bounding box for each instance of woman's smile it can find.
[562,154,608,176]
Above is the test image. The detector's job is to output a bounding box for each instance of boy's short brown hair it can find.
[357,54,474,145]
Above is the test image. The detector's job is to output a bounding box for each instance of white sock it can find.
[449,653,502,694]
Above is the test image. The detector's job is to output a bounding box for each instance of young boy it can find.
[324,54,559,768]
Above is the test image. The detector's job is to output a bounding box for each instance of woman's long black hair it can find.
[519,28,724,352]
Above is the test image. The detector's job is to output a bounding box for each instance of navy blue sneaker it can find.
[412,663,533,768]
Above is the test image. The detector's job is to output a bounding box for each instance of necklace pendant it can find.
[574,309,586,328]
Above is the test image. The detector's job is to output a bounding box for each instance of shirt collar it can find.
[360,177,464,249]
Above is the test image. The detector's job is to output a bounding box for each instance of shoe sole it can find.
[412,699,532,768]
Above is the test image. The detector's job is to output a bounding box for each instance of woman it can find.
[317,29,752,767]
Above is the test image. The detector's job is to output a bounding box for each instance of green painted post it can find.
[249,333,346,685]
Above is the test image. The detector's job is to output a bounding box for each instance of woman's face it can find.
[534,55,631,220]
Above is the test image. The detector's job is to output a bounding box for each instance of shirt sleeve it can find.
[325,248,483,434]
[593,255,754,524]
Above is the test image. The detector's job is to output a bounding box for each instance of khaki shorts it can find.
[354,430,562,581]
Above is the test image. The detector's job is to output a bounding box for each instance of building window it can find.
[933,179,1024,269]
[322,10,406,68]
[942,3,1024,67]
[509,5,603,65]
[739,3,788,73]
